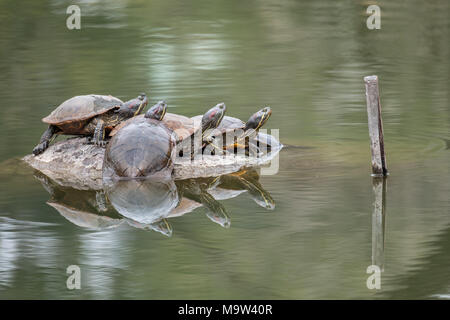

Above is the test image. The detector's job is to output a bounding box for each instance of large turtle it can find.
[32,93,148,155]
[191,107,272,155]
[104,101,226,179]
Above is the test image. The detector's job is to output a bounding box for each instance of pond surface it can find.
[0,0,449,299]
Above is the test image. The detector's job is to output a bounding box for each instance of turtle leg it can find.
[92,120,108,147]
[203,135,232,156]
[33,125,58,155]
[202,140,222,156]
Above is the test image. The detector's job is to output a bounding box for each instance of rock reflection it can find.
[35,168,275,236]
[35,172,123,230]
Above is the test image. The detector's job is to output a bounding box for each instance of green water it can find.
[0,0,449,299]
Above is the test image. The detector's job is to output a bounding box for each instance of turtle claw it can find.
[96,140,108,148]
[33,142,48,156]
[86,138,108,148]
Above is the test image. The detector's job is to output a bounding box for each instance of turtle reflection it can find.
[104,178,179,228]
[125,217,173,237]
[35,172,123,230]
[171,168,275,226]
[36,168,275,236]
[212,169,275,210]
[177,177,231,228]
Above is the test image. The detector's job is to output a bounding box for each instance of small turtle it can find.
[104,102,226,179]
[192,107,272,155]
[32,93,148,155]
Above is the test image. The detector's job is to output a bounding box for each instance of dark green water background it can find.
[0,0,449,299]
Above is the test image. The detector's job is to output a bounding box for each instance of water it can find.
[0,0,449,299]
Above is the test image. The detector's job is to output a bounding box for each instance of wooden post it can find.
[364,75,388,177]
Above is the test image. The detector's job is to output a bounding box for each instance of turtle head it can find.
[201,102,226,133]
[134,93,148,116]
[121,93,148,117]
[145,100,167,121]
[244,106,272,131]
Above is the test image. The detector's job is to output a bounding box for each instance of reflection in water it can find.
[371,177,387,271]
[126,218,173,237]
[35,172,123,230]
[217,170,275,210]
[104,179,179,226]
[35,168,275,236]
[178,177,231,228]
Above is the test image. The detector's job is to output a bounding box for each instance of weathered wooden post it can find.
[364,75,388,177]
[365,76,388,272]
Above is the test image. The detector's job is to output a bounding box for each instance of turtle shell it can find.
[42,94,123,125]
[103,116,175,179]
[163,113,197,142]
[110,112,199,143]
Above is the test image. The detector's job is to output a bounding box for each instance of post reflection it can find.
[371,177,387,271]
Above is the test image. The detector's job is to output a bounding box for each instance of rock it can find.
[23,136,282,190]
[23,138,104,190]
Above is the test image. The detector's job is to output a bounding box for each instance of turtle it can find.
[103,101,227,179]
[103,101,176,179]
[32,93,149,155]
[191,106,272,156]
